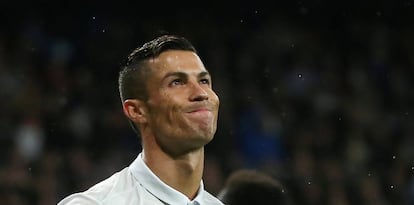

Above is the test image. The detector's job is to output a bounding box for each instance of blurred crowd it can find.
[1,4,414,205]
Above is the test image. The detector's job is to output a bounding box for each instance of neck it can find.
[142,147,205,200]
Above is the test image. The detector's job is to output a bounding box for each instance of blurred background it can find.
[1,1,414,204]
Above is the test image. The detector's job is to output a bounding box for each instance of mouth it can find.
[185,107,214,118]
[185,104,214,113]
[188,108,211,113]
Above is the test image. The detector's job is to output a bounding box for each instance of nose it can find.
[189,82,209,101]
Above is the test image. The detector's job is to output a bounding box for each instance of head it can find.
[118,34,220,156]
[218,169,292,205]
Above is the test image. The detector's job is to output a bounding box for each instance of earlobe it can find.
[123,99,148,124]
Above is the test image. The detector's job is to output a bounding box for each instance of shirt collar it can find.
[129,152,204,205]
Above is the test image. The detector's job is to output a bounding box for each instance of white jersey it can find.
[57,153,224,205]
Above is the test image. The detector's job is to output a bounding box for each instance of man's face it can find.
[143,50,220,155]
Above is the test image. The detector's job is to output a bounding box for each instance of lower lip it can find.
[187,110,212,118]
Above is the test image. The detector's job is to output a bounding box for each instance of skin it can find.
[122,50,220,199]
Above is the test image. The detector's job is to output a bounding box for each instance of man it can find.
[58,34,223,205]
[217,169,292,205]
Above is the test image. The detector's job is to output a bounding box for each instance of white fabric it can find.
[57,152,224,205]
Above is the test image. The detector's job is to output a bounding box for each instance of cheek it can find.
[211,92,220,108]
[150,96,181,123]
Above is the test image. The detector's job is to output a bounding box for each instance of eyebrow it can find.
[163,71,211,80]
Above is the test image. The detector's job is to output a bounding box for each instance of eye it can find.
[200,78,210,85]
[170,79,184,86]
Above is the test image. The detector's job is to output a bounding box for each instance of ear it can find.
[122,99,148,124]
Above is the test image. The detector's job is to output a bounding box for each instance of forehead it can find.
[148,50,207,75]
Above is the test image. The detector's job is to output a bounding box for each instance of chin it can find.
[196,128,216,140]
[189,133,215,146]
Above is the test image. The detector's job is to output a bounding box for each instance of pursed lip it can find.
[185,107,213,121]
[188,108,211,113]
[185,105,214,113]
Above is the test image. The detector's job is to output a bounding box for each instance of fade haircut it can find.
[118,34,197,134]
[118,34,197,102]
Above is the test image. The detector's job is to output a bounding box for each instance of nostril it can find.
[192,94,208,101]
[190,83,209,101]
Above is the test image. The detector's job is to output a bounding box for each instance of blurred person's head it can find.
[218,169,292,205]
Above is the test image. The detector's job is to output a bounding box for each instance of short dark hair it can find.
[118,34,197,134]
[218,169,292,205]
[118,34,197,102]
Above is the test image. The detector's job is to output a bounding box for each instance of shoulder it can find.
[57,167,140,205]
[57,193,101,205]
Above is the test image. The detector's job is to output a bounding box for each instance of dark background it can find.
[1,1,414,204]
